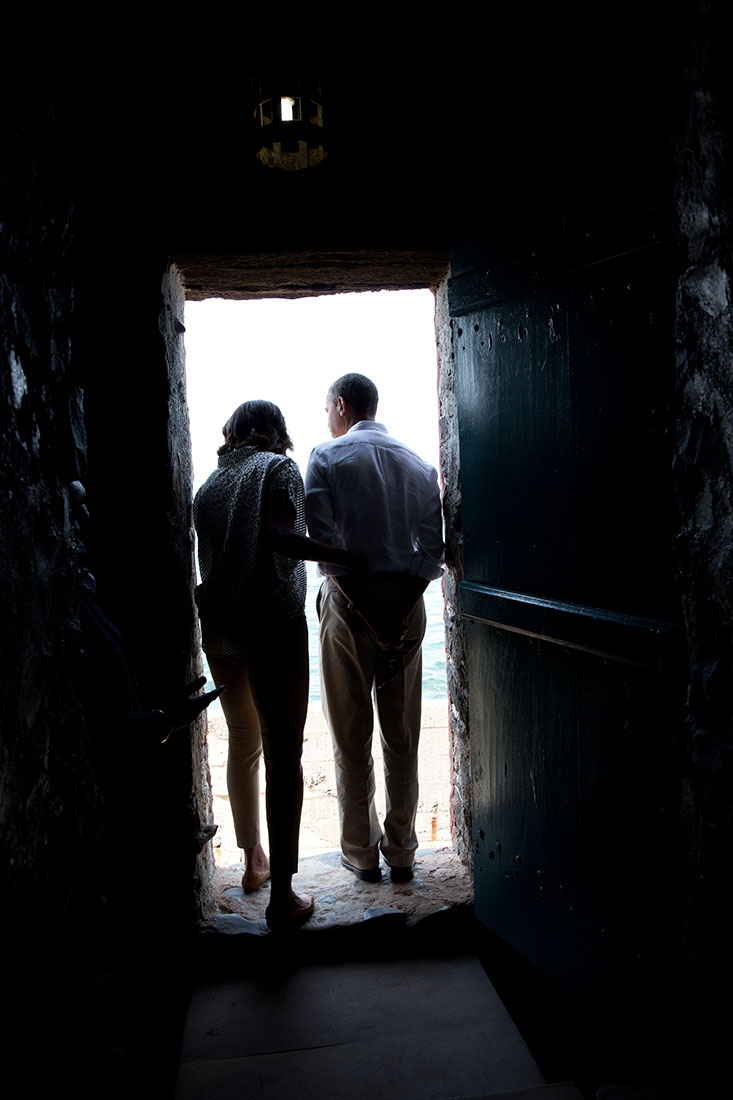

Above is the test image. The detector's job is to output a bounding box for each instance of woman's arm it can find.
[264,487,365,571]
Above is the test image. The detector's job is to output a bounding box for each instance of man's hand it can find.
[338,549,368,573]
[333,573,429,650]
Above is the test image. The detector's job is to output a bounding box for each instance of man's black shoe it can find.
[389,864,414,883]
[340,855,382,883]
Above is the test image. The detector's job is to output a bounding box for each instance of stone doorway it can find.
[178,279,474,927]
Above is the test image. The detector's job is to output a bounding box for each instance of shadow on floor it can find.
[176,904,586,1100]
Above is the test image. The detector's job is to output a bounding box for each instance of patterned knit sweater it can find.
[193,446,307,654]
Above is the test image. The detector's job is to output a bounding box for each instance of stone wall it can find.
[673,0,733,1071]
[0,52,214,1092]
[0,54,101,1086]
[162,265,216,917]
[74,253,217,1086]
[435,278,473,868]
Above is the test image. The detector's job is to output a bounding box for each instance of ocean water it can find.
[201,563,447,714]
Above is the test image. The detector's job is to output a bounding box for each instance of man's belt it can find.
[331,571,429,651]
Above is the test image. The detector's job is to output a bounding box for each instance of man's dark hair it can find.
[328,373,379,419]
[218,399,294,456]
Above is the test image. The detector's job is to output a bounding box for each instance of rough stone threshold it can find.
[208,840,474,934]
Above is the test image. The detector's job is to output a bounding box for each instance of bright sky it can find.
[183,289,441,493]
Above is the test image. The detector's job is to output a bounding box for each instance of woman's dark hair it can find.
[217,400,294,456]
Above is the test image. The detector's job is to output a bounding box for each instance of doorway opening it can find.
[183,288,471,926]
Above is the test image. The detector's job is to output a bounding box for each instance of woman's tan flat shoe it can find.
[242,868,271,892]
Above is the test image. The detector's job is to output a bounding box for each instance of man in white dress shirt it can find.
[305,373,444,882]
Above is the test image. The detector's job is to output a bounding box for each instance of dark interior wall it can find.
[69,190,212,1099]
[1,6,732,1094]
[0,46,101,1086]
[0,28,210,1094]
[672,0,733,1068]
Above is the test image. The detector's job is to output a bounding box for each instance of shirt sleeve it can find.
[304,447,338,543]
[410,467,445,581]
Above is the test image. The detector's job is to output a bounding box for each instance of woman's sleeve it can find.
[267,457,306,577]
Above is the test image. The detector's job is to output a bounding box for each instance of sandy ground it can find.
[205,702,474,928]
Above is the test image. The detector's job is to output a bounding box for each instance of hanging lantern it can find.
[254,65,327,171]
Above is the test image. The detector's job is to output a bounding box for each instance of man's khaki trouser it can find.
[317,576,426,871]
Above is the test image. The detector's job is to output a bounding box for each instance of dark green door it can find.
[449,234,680,1001]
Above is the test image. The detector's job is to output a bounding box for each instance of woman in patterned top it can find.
[194,400,360,930]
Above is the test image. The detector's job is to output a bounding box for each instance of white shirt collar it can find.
[348,420,387,434]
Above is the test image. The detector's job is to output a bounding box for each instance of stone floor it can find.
[205,702,474,929]
[176,941,584,1100]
